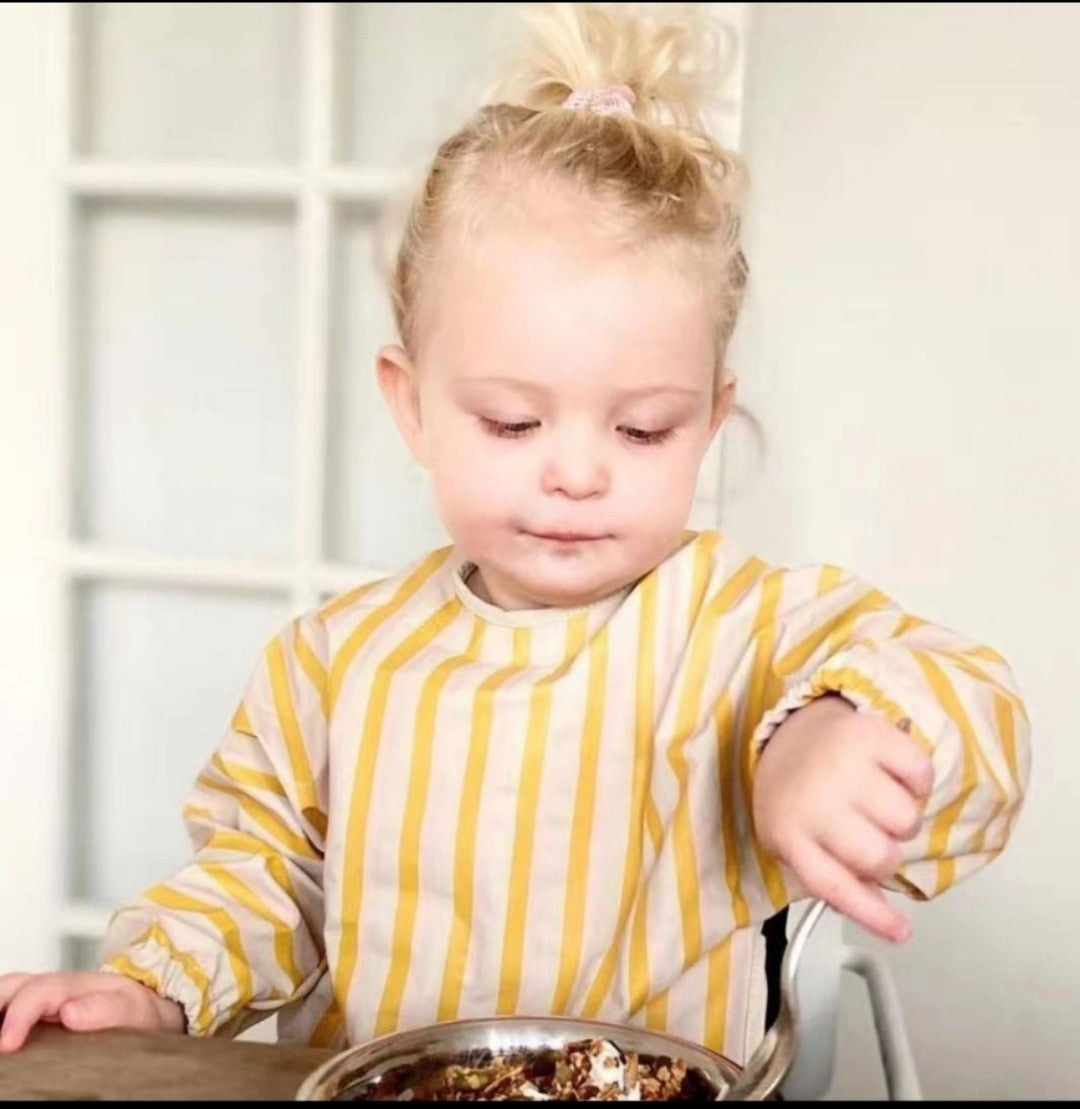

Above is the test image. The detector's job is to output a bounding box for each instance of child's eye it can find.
[481,417,539,439]
[620,426,674,446]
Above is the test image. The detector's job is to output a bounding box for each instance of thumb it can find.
[59,990,142,1033]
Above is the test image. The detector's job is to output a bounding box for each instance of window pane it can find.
[76,198,296,561]
[337,3,516,168]
[73,583,289,906]
[324,202,448,571]
[77,2,299,163]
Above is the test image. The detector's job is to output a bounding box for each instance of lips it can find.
[528,530,607,542]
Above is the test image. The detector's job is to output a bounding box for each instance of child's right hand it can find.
[0,971,185,1052]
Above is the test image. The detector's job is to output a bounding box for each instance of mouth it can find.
[525,529,609,543]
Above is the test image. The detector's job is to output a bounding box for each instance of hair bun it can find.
[489,3,732,132]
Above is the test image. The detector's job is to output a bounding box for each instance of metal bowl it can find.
[295,1015,745,1101]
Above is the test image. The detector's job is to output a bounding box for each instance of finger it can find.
[876,727,934,799]
[819,813,902,881]
[856,773,925,841]
[0,978,68,1053]
[0,972,131,1052]
[0,973,33,1009]
[59,990,140,1034]
[792,839,911,943]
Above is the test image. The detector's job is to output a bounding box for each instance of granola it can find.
[340,1037,721,1101]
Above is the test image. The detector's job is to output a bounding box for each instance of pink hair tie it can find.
[563,84,636,118]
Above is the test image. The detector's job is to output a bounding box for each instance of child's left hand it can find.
[752,695,934,942]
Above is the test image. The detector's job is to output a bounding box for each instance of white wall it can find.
[731,3,1080,1098]
[0,3,62,971]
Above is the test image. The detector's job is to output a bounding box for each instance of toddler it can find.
[0,2,1029,1066]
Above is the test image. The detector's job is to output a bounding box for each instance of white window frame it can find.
[50,2,400,953]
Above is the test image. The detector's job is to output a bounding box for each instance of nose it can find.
[540,427,610,500]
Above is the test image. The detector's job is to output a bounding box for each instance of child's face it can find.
[380,195,732,610]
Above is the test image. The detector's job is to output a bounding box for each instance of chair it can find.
[779,900,923,1100]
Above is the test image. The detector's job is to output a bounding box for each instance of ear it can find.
[709,369,738,435]
[377,344,430,467]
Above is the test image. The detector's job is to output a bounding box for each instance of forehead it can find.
[419,199,716,394]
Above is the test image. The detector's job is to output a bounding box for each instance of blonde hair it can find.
[390,3,749,377]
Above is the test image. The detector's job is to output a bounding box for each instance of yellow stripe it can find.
[268,636,328,841]
[644,799,663,860]
[687,531,721,622]
[195,775,320,861]
[914,651,1008,803]
[230,703,255,738]
[293,621,329,717]
[498,614,589,1016]
[210,754,287,798]
[703,938,732,1054]
[645,535,720,857]
[641,570,664,857]
[965,643,1007,665]
[644,798,664,855]
[582,573,658,1018]
[375,618,487,1035]
[936,649,1028,722]
[551,626,609,1015]
[913,651,1007,864]
[891,615,1024,730]
[200,862,304,997]
[645,989,668,1031]
[706,694,743,1057]
[892,612,929,637]
[775,589,891,678]
[627,910,671,1029]
[317,577,384,622]
[818,565,845,593]
[198,827,301,905]
[439,627,531,1021]
[334,597,462,1019]
[890,613,1027,724]
[715,691,749,927]
[144,884,254,1011]
[326,548,451,715]
[628,879,651,1016]
[994,693,1021,793]
[668,558,767,970]
[740,572,789,911]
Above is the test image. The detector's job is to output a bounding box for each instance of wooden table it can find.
[0,1024,335,1100]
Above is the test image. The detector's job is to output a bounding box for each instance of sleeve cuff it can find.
[750,644,950,758]
[100,936,220,1037]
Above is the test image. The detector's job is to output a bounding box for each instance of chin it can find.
[511,565,632,609]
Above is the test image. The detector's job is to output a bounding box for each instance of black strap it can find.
[762,906,789,1032]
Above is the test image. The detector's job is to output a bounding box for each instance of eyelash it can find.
[480,418,674,446]
[620,426,675,446]
[481,418,538,439]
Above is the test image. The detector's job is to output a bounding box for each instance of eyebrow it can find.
[457,376,703,400]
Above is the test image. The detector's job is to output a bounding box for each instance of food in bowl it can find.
[335,1036,721,1101]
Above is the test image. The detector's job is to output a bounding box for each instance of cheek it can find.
[427,431,521,531]
[621,440,705,507]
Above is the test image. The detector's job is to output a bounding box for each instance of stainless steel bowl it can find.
[295,1015,745,1101]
